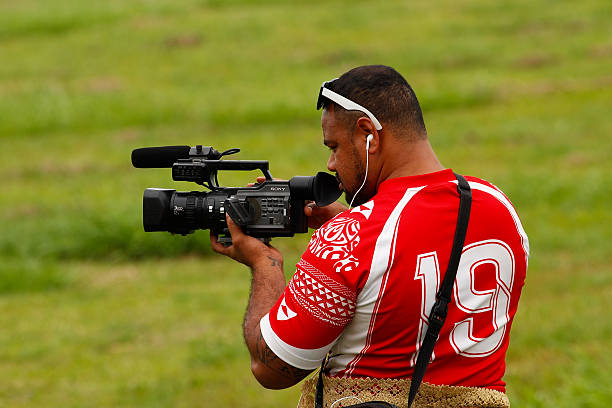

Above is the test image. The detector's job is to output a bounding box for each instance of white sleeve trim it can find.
[259,313,334,370]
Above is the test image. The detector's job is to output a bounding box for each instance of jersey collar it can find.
[377,168,455,193]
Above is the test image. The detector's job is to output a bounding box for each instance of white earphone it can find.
[366,133,373,149]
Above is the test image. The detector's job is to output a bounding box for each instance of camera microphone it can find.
[131,145,191,168]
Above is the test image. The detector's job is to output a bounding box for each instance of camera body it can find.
[132,145,341,243]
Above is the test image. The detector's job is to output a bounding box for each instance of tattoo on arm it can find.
[266,255,282,268]
[255,330,312,383]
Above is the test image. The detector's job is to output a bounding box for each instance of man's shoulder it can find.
[417,173,516,208]
[464,175,507,193]
[461,175,530,258]
[462,175,521,213]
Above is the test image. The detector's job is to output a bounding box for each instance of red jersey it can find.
[260,169,529,392]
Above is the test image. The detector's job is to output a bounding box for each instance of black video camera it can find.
[131,145,341,243]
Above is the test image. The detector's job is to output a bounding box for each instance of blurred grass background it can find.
[1,0,611,406]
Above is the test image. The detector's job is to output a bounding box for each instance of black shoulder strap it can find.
[407,173,471,407]
[315,356,325,408]
[315,174,472,408]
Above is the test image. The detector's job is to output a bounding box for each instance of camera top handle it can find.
[172,158,274,190]
[200,160,273,181]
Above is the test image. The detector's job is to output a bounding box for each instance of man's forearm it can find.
[243,255,286,362]
[210,215,312,388]
[242,255,313,389]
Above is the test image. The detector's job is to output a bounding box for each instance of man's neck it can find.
[379,138,445,182]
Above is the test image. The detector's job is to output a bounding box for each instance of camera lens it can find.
[143,189,228,235]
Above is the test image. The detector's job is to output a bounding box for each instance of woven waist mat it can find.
[297,374,510,408]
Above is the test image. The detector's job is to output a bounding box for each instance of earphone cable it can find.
[349,137,371,208]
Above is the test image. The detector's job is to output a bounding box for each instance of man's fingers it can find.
[225,213,244,240]
[247,176,268,187]
[210,231,229,254]
[304,202,316,216]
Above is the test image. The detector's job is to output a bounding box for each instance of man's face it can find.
[322,107,367,207]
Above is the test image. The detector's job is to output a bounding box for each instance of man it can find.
[211,65,529,407]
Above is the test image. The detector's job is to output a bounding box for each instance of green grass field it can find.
[1,0,611,406]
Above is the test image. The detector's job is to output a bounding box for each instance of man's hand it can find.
[304,201,347,229]
[211,214,311,388]
[210,213,282,269]
[248,176,273,187]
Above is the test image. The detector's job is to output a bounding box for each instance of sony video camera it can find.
[131,145,341,243]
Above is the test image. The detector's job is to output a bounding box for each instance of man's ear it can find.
[355,117,380,153]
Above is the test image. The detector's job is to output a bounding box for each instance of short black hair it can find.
[321,65,427,139]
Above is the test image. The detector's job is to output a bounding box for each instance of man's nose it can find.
[327,154,336,172]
